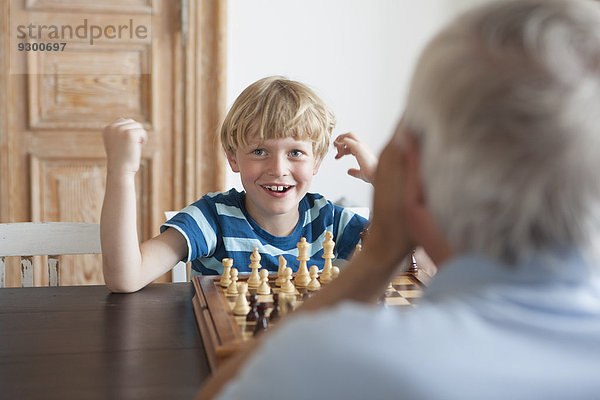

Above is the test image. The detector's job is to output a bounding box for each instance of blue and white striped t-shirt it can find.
[160,189,368,275]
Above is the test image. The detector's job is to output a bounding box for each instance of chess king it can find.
[101,76,377,293]
[199,0,600,399]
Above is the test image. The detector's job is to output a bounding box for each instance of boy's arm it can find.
[101,118,187,293]
[333,132,378,184]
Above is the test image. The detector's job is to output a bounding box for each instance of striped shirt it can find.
[160,189,369,275]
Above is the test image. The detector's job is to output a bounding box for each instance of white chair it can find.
[0,222,101,288]
[164,211,189,282]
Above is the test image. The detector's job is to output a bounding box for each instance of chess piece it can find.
[320,231,334,284]
[247,247,262,289]
[307,265,321,291]
[269,293,280,322]
[226,268,239,295]
[246,294,259,321]
[294,237,310,288]
[275,255,287,287]
[219,258,233,288]
[280,267,296,294]
[385,281,394,296]
[253,302,269,336]
[331,266,340,280]
[257,269,271,295]
[233,282,250,315]
[410,249,419,275]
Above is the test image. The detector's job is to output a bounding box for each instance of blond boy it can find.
[101,76,376,292]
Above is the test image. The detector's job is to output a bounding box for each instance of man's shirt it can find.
[217,250,600,399]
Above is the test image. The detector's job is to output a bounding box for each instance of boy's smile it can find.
[226,136,322,237]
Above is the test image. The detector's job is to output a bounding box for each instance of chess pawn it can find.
[354,243,362,256]
[257,269,271,295]
[294,237,310,288]
[219,258,233,288]
[247,247,262,289]
[307,265,321,291]
[280,267,296,294]
[269,293,281,322]
[320,231,334,284]
[246,294,259,321]
[275,255,287,287]
[253,303,269,337]
[331,266,340,280]
[233,282,250,316]
[226,268,239,295]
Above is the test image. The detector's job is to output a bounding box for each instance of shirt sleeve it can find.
[160,197,220,262]
[333,205,369,259]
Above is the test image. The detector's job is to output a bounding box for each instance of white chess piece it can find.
[307,265,321,291]
[257,269,271,295]
[294,237,310,288]
[331,266,340,280]
[320,231,334,284]
[275,255,287,287]
[247,247,262,289]
[226,268,239,295]
[233,282,250,315]
[219,258,233,288]
[280,267,296,294]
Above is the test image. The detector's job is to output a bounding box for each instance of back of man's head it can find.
[404,0,600,264]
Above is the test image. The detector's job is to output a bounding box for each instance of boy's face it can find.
[226,135,322,230]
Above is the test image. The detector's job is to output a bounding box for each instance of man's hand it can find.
[333,132,378,184]
[363,129,417,268]
[103,118,148,175]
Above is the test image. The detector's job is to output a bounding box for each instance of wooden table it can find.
[0,283,210,399]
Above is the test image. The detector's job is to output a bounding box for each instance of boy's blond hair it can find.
[220,76,336,161]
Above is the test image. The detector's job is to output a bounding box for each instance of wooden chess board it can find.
[192,271,429,371]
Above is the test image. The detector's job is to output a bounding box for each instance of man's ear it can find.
[225,151,240,173]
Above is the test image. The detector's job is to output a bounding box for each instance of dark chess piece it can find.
[253,302,269,337]
[269,293,280,322]
[246,294,259,322]
[409,249,419,275]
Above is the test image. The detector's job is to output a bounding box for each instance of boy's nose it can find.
[267,155,289,176]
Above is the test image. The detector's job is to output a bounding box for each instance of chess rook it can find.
[219,258,233,288]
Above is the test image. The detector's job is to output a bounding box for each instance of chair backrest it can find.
[0,222,101,288]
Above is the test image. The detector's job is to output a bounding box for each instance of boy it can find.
[101,76,377,293]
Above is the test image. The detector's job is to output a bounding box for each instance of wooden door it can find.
[0,0,226,287]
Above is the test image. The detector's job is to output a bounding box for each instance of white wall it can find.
[225,0,464,208]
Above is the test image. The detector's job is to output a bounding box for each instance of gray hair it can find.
[404,0,600,263]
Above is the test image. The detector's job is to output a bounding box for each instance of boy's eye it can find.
[289,150,303,157]
[252,149,266,156]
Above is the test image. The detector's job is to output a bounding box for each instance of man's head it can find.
[221,76,336,162]
[402,0,600,263]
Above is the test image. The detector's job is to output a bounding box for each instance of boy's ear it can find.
[225,151,240,173]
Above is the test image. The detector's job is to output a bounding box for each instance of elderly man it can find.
[200,0,600,398]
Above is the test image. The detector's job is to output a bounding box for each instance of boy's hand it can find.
[333,132,378,184]
[103,118,148,175]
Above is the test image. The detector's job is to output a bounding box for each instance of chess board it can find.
[192,270,429,371]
